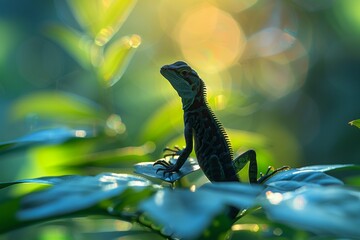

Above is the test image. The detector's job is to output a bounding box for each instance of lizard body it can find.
[154,61,258,183]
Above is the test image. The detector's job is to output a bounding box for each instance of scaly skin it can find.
[154,61,259,183]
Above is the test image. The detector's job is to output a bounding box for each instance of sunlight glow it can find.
[95,27,115,46]
[273,227,283,236]
[232,223,260,232]
[74,130,87,138]
[114,220,133,231]
[214,94,226,110]
[266,191,283,205]
[99,176,119,190]
[292,195,307,210]
[155,191,165,206]
[106,114,126,135]
[175,3,246,73]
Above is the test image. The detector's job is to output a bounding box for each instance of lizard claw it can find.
[163,146,184,158]
[153,159,180,177]
[258,165,291,183]
[153,159,171,168]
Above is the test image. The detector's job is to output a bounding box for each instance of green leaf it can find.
[0,127,93,155]
[349,119,360,129]
[10,91,106,122]
[98,34,141,87]
[67,0,137,46]
[93,0,137,46]
[44,24,92,68]
[16,173,151,221]
[140,99,183,145]
[134,157,200,183]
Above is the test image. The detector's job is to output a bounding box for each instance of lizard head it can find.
[160,61,202,110]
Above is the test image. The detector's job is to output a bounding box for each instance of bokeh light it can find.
[1,0,360,238]
[174,3,246,73]
[212,0,258,13]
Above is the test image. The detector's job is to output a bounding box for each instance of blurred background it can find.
[0,0,360,191]
[1,0,360,239]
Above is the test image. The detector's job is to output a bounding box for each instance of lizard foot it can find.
[153,159,180,177]
[257,165,291,184]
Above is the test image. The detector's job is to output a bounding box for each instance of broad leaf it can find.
[260,186,360,238]
[261,164,359,192]
[16,173,151,221]
[140,183,262,239]
[263,165,346,192]
[134,157,200,183]
[0,175,80,189]
[257,164,360,238]
[295,164,356,172]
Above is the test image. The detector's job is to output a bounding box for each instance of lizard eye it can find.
[179,70,189,77]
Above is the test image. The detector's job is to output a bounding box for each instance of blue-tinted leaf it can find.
[201,183,263,209]
[261,186,360,238]
[263,167,344,192]
[0,127,93,154]
[140,189,222,239]
[134,157,200,183]
[82,230,150,240]
[140,182,262,239]
[0,175,79,189]
[17,173,151,221]
[296,164,356,172]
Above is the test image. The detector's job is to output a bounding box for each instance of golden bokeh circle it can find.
[174,3,246,73]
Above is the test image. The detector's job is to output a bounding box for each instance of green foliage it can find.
[0,164,359,239]
[10,91,106,122]
[45,0,140,87]
[349,119,360,129]
[1,1,360,239]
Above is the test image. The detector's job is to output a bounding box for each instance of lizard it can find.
[154,61,288,184]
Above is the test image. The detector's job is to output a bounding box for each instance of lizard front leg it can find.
[154,124,193,176]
